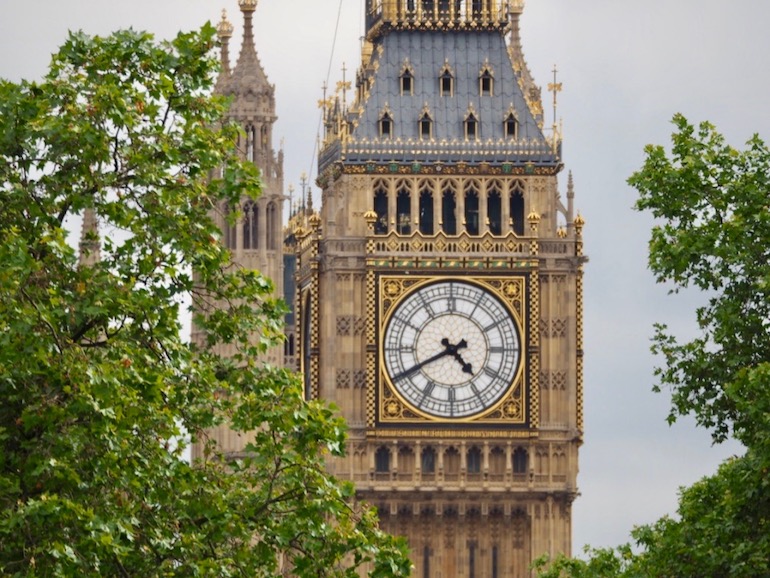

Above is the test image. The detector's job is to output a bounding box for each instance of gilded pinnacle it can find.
[364,209,378,226]
[239,0,258,12]
[217,9,234,39]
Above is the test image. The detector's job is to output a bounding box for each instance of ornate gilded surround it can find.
[369,273,536,432]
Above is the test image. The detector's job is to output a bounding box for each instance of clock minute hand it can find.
[392,347,452,381]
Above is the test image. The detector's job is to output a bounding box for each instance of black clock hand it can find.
[449,339,474,375]
[393,338,473,381]
[392,346,452,381]
[452,352,474,374]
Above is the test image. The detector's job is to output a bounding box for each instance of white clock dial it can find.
[382,280,520,418]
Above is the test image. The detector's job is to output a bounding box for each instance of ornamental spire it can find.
[78,207,101,267]
[217,9,234,73]
[215,9,234,92]
[227,0,270,93]
[236,0,258,69]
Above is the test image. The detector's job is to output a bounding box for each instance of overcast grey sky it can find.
[1,0,763,552]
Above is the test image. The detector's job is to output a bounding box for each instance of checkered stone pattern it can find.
[366,269,377,428]
[576,269,585,433]
[529,269,540,429]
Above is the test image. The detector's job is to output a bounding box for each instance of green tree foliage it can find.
[0,25,409,577]
[534,115,770,577]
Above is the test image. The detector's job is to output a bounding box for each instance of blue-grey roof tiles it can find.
[337,29,557,168]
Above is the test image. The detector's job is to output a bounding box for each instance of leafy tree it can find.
[0,24,409,577]
[533,115,770,576]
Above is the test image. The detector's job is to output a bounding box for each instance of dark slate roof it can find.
[330,28,558,169]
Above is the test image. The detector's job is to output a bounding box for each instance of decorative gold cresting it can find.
[217,9,234,39]
[238,0,258,12]
[368,0,512,37]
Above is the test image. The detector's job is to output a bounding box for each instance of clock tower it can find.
[296,1,586,576]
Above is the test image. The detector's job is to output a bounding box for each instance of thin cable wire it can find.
[305,0,346,198]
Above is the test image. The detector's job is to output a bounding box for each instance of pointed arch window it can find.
[419,183,434,235]
[266,202,277,250]
[396,184,412,235]
[380,111,393,138]
[467,446,482,474]
[421,447,436,473]
[465,182,480,235]
[439,65,454,96]
[510,182,525,235]
[465,112,479,141]
[513,447,528,474]
[488,183,502,235]
[419,111,433,140]
[373,182,389,234]
[375,446,391,473]
[479,67,494,96]
[242,200,259,249]
[444,447,460,478]
[223,202,237,249]
[505,111,519,139]
[441,182,457,235]
[488,446,506,478]
[246,125,256,162]
[400,66,414,95]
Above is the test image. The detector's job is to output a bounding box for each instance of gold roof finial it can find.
[239,0,258,12]
[217,9,234,39]
[547,65,563,128]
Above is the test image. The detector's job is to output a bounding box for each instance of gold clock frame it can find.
[369,273,536,429]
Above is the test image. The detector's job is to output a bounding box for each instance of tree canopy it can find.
[0,24,409,577]
[534,115,770,577]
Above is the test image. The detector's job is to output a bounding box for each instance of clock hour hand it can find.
[449,338,474,375]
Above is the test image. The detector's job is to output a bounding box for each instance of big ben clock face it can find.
[382,279,521,419]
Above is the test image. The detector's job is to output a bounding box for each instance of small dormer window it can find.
[465,113,478,140]
[380,111,393,138]
[401,70,414,96]
[480,69,494,96]
[419,112,432,140]
[440,70,453,96]
[504,112,518,139]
